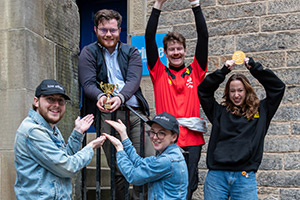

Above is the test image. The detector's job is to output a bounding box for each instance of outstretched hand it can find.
[154,0,167,10]
[102,133,124,152]
[105,119,128,141]
[74,114,94,134]
[87,135,106,149]
[244,57,251,69]
[225,60,236,71]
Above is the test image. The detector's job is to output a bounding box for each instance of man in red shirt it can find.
[145,0,208,199]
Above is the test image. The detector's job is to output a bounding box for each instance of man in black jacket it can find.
[78,9,150,200]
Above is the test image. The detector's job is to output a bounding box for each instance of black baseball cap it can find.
[146,112,179,134]
[35,79,70,100]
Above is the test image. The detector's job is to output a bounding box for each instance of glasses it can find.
[43,96,66,106]
[146,130,167,140]
[97,28,119,35]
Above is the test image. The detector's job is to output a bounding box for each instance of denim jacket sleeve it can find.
[26,127,94,178]
[116,138,172,186]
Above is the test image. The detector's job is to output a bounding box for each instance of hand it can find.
[97,96,110,113]
[102,133,124,152]
[106,96,122,113]
[154,0,167,10]
[225,60,236,71]
[87,135,106,149]
[244,57,251,69]
[74,114,94,134]
[189,0,200,7]
[105,119,128,141]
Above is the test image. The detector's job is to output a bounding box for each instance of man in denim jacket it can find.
[103,112,188,199]
[14,79,106,199]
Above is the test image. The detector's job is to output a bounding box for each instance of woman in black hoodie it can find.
[198,57,285,200]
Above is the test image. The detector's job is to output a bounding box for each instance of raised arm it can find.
[145,0,167,70]
[198,61,232,123]
[246,57,285,120]
[192,1,209,71]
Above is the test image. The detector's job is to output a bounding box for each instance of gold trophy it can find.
[232,51,246,65]
[100,82,119,109]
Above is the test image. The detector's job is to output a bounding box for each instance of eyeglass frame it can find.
[146,130,169,140]
[97,27,119,35]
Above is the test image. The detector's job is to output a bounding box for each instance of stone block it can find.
[44,0,80,52]
[203,2,266,21]
[284,153,300,170]
[268,0,300,14]
[0,0,25,30]
[160,10,194,27]
[259,153,283,170]
[207,18,259,37]
[173,24,198,40]
[273,105,300,122]
[198,152,207,169]
[185,39,197,57]
[55,45,80,139]
[257,186,280,200]
[236,33,278,52]
[276,32,300,50]
[264,135,300,152]
[217,0,247,6]
[0,89,32,150]
[267,122,290,135]
[198,169,208,185]
[292,123,300,135]
[0,0,44,36]
[236,31,300,52]
[276,68,300,85]
[280,188,300,200]
[246,52,286,69]
[161,0,190,11]
[128,0,146,34]
[192,185,204,200]
[262,13,300,32]
[207,56,220,72]
[282,86,300,104]
[0,30,55,90]
[287,50,300,67]
[208,36,235,56]
[0,152,16,200]
[257,171,300,187]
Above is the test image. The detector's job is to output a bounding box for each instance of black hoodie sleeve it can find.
[145,8,161,70]
[193,5,209,71]
[198,66,231,123]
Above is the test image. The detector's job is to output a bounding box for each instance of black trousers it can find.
[182,145,203,200]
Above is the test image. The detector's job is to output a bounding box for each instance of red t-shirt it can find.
[148,57,207,147]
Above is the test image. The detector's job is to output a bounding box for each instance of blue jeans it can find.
[204,170,258,200]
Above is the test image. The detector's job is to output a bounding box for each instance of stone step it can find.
[86,166,111,187]
[86,187,111,200]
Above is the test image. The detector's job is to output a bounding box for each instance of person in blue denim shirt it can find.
[14,79,106,200]
[103,112,188,199]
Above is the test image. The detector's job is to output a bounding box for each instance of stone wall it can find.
[0,0,80,199]
[144,0,300,199]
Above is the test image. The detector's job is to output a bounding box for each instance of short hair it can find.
[163,32,186,51]
[94,9,122,28]
[222,73,260,120]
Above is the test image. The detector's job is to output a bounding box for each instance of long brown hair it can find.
[221,73,260,120]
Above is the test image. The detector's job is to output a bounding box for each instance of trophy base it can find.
[104,103,111,109]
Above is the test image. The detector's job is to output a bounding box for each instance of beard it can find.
[97,35,119,49]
